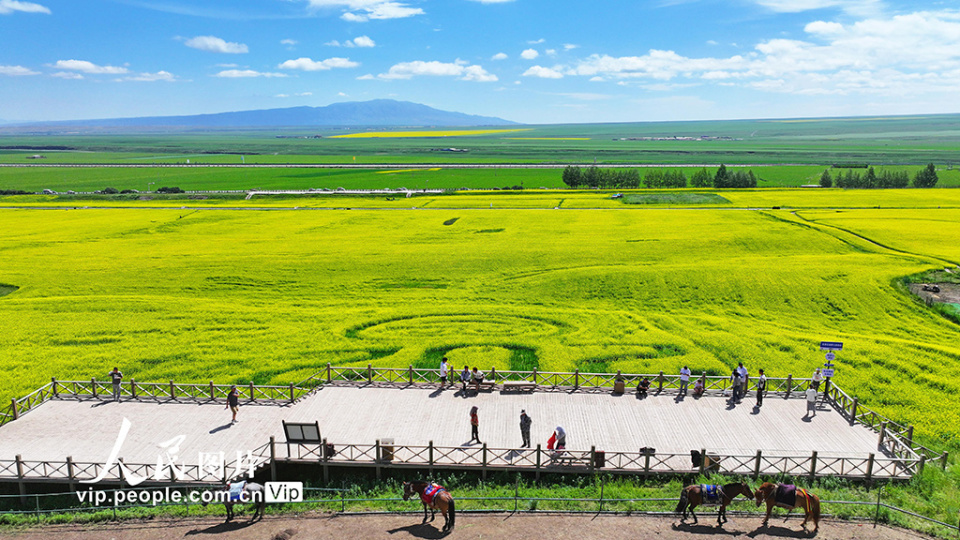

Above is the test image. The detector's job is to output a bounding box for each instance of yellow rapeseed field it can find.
[1,191,959,444]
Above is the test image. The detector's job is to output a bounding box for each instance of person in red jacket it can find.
[470,406,481,444]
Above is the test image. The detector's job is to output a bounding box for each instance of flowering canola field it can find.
[1,195,959,445]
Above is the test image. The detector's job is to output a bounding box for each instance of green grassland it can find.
[2,191,960,449]
[3,114,960,165]
[1,164,959,193]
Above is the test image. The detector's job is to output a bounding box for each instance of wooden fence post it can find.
[532,368,537,385]
[918,454,927,475]
[535,444,542,481]
[490,367,496,382]
[322,437,330,483]
[644,451,652,474]
[590,446,596,474]
[906,425,914,446]
[289,383,295,403]
[574,369,579,389]
[130,378,137,399]
[850,398,858,426]
[785,374,792,398]
[91,378,98,399]
[940,451,949,470]
[269,436,277,482]
[878,422,887,447]
[66,456,76,493]
[170,380,176,399]
[51,377,58,398]
[809,451,818,480]
[375,439,381,480]
[408,365,413,385]
[482,443,488,480]
[368,364,373,384]
[866,453,875,481]
[754,450,762,479]
[248,381,255,401]
[15,454,26,505]
[428,440,434,476]
[658,370,665,393]
[10,398,17,421]
[326,363,331,383]
[209,381,215,400]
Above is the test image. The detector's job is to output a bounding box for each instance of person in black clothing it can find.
[226,385,240,423]
[108,367,123,402]
[519,410,532,448]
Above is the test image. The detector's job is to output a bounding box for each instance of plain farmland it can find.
[1,191,959,450]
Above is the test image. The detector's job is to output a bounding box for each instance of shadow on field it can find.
[185,519,256,535]
[671,521,742,535]
[386,522,449,538]
[746,524,819,538]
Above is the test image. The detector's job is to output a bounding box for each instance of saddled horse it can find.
[755,482,821,531]
[675,481,753,526]
[203,481,266,523]
[403,480,456,532]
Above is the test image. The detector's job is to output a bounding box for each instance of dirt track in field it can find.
[0,513,932,540]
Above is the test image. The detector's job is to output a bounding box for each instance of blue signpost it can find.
[819,342,842,391]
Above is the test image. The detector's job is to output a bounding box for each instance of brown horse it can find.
[403,480,456,532]
[675,482,753,525]
[755,482,821,531]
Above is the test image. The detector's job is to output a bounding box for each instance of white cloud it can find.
[527,38,545,44]
[521,48,539,60]
[279,57,359,71]
[376,60,497,81]
[563,44,579,50]
[305,0,423,21]
[0,64,39,76]
[185,36,248,54]
[491,52,508,61]
[0,0,50,14]
[51,71,83,79]
[215,69,288,78]
[523,65,564,79]
[126,70,176,82]
[281,39,298,47]
[569,9,960,100]
[751,0,883,17]
[329,35,376,47]
[546,49,556,56]
[51,60,129,74]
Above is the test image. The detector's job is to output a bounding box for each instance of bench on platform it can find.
[549,450,592,467]
[502,381,536,393]
[472,380,497,392]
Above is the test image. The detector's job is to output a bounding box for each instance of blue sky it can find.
[1,0,958,124]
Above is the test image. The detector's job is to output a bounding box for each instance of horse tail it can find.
[448,497,456,530]
[675,489,689,514]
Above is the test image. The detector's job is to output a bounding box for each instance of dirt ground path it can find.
[0,513,932,540]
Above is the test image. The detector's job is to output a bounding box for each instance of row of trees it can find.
[561,165,758,189]
[820,164,938,189]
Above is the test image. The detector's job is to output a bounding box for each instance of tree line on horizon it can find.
[561,164,757,189]
[820,164,939,189]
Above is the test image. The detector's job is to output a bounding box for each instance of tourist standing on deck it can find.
[519,410,532,448]
[439,357,449,387]
[679,366,691,395]
[756,369,767,407]
[108,367,123,402]
[470,406,481,444]
[227,385,240,423]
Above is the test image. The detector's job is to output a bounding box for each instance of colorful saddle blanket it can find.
[701,484,722,505]
[228,481,246,502]
[420,483,445,506]
[775,484,797,507]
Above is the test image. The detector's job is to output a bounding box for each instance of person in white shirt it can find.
[439,357,449,387]
[805,387,818,417]
[737,362,748,400]
[811,368,823,390]
[756,369,767,407]
[679,366,691,395]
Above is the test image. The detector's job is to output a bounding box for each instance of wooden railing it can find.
[0,366,949,481]
[272,439,919,481]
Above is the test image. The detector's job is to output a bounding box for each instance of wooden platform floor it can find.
[0,385,882,471]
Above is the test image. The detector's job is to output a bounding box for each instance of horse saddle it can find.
[228,481,246,502]
[421,483,445,506]
[775,484,797,507]
[701,484,722,505]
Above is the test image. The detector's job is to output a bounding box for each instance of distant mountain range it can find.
[7,100,517,130]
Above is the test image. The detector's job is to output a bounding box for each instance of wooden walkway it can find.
[0,383,897,483]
